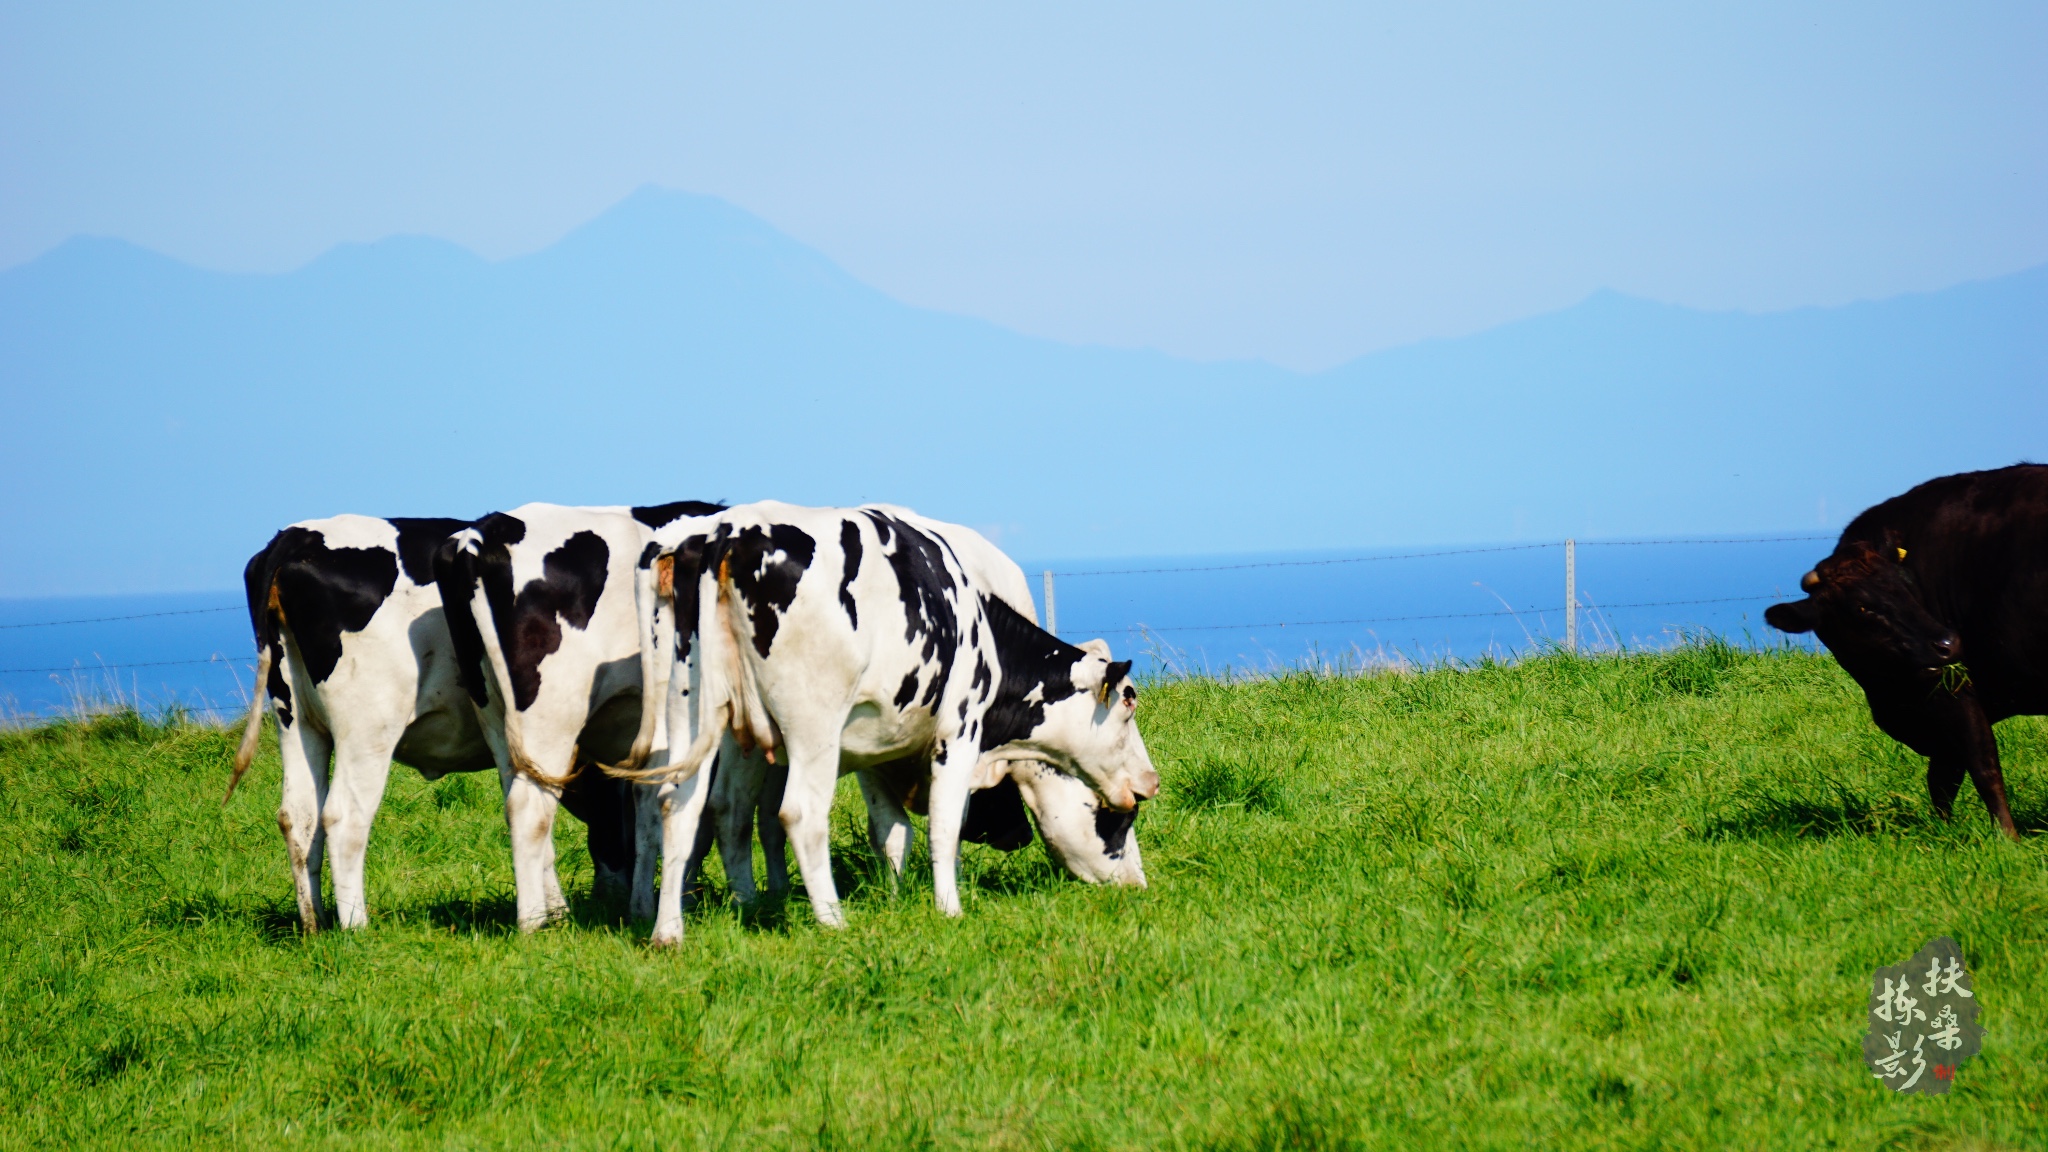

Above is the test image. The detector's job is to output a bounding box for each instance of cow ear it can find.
[655,553,676,598]
[1105,655,1138,701]
[1764,600,1818,634]
[1098,660,1134,708]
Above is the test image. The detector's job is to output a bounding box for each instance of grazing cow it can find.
[1766,464,2048,839]
[689,748,1147,905]
[685,513,1146,900]
[433,500,725,929]
[622,501,1158,944]
[229,514,644,932]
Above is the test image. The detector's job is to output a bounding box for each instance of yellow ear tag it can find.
[1896,547,1908,561]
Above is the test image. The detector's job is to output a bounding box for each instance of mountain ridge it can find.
[1,187,2041,597]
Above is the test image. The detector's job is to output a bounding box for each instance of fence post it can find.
[1564,539,1576,653]
[1043,570,1057,637]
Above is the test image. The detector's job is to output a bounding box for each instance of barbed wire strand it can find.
[1050,534,1834,578]
[1577,535,1835,549]
[0,606,242,631]
[1052,543,1558,578]
[0,657,256,675]
[1062,594,1781,636]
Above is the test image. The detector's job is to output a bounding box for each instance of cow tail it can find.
[615,551,670,775]
[606,550,737,785]
[225,645,273,804]
[226,537,287,805]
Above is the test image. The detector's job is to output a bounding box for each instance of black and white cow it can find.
[693,749,1148,905]
[685,511,1147,903]
[230,514,645,933]
[433,500,725,930]
[623,501,1158,943]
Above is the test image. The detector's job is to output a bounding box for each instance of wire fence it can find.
[0,532,1834,709]
[1062,595,1782,637]
[1048,535,1832,579]
[0,605,242,631]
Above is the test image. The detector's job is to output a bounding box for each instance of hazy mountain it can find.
[2,186,2041,597]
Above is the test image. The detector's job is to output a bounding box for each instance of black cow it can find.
[1766,464,2048,839]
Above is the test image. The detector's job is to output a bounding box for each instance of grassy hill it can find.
[2,646,2043,1148]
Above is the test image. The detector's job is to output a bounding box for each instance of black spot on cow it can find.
[961,774,1035,851]
[637,542,661,569]
[838,520,863,629]
[978,594,1084,753]
[435,514,527,709]
[717,523,817,658]
[669,533,711,664]
[894,671,922,711]
[630,500,727,530]
[391,518,473,586]
[862,511,961,715]
[491,530,611,712]
[971,653,992,700]
[243,526,401,713]
[1093,804,1136,859]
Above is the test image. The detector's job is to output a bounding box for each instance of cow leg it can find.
[322,735,401,930]
[651,765,713,946]
[679,785,718,911]
[1954,701,2021,839]
[777,736,847,929]
[856,770,915,888]
[558,764,635,900]
[1927,755,1967,821]
[499,766,569,931]
[710,744,765,904]
[276,714,332,934]
[670,749,734,908]
[629,782,662,922]
[758,757,790,895]
[926,749,975,919]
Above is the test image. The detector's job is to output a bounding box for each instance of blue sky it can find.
[3,1,2043,370]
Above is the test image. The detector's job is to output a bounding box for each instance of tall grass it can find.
[0,644,2042,1149]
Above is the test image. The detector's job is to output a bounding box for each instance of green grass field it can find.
[2,644,2044,1149]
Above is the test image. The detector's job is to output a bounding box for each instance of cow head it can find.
[1010,760,1147,887]
[1765,537,1962,680]
[1026,639,1159,811]
[980,598,1161,811]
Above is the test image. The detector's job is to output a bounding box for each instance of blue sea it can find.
[0,535,1831,721]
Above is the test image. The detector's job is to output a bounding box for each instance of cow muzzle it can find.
[1105,769,1160,811]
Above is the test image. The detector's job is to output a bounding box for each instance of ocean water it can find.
[0,592,256,721]
[0,535,1832,720]
[1021,536,1830,677]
